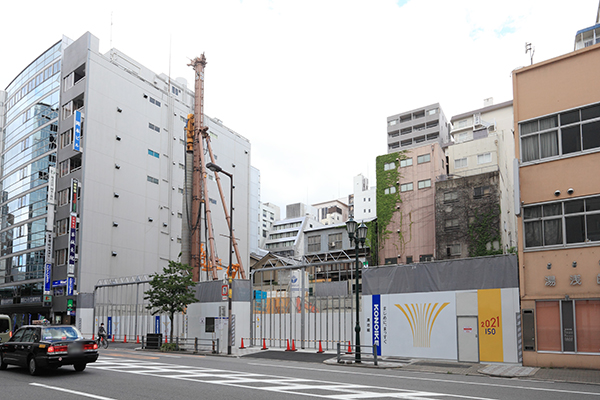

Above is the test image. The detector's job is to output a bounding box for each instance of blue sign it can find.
[52,279,67,287]
[155,316,160,334]
[67,276,74,296]
[372,294,381,356]
[44,263,52,293]
[73,110,81,151]
[107,316,112,339]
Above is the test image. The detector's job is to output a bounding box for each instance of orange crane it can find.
[187,54,246,280]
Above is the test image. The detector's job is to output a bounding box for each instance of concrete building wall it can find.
[513,43,600,369]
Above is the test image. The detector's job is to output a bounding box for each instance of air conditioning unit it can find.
[329,242,336,248]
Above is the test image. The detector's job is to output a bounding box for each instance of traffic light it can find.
[185,114,194,153]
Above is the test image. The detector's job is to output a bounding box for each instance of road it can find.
[2,348,600,400]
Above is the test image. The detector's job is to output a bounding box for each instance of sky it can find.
[1,0,598,217]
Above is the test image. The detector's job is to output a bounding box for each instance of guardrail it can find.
[337,342,378,366]
[142,336,220,354]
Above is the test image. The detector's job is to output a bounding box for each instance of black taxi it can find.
[0,322,98,375]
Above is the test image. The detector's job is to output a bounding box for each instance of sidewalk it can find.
[106,341,600,386]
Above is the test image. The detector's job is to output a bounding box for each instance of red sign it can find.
[222,285,228,300]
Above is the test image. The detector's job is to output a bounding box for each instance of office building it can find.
[0,32,253,330]
[513,40,600,369]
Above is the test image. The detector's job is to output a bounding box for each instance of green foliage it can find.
[467,206,503,257]
[144,261,198,343]
[160,343,179,352]
[375,151,409,261]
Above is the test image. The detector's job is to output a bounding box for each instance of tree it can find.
[144,261,197,344]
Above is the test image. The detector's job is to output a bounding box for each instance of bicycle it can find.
[97,335,109,349]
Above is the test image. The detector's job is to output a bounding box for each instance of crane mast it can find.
[187,54,246,280]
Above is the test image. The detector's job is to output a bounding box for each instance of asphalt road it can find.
[1,348,600,400]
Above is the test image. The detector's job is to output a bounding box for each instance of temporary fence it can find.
[251,257,360,351]
[93,275,188,343]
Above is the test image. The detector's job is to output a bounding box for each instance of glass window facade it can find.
[0,42,61,298]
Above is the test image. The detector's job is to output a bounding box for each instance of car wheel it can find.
[0,353,7,370]
[28,357,39,376]
[74,363,86,372]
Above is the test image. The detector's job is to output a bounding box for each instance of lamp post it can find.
[346,217,368,364]
[206,162,234,355]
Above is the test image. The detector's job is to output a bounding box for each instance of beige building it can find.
[513,43,600,369]
[377,142,445,264]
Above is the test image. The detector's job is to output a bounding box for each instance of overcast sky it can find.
[1,0,598,217]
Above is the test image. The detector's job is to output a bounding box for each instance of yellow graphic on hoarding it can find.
[395,302,450,348]
[477,289,503,362]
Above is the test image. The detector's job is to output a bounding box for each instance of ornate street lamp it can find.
[346,217,367,363]
[206,162,234,355]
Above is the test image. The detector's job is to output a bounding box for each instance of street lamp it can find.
[206,162,234,355]
[346,217,367,363]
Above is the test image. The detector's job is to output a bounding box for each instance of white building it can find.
[352,174,376,221]
[447,99,517,252]
[0,32,255,329]
[258,202,280,248]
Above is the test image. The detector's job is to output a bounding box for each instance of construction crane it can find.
[187,54,246,280]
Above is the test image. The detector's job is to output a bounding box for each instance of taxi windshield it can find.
[41,326,83,342]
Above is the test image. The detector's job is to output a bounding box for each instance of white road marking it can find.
[89,357,494,400]
[29,383,117,400]
[246,362,600,397]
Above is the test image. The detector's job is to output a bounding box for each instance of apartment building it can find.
[435,100,517,259]
[386,103,450,153]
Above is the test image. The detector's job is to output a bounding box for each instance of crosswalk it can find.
[89,357,493,400]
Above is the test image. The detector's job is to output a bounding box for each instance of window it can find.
[519,104,600,163]
[384,186,397,195]
[148,123,160,133]
[62,101,73,120]
[417,154,430,164]
[406,256,413,264]
[148,149,159,158]
[60,129,73,149]
[401,127,412,135]
[172,86,181,96]
[456,119,468,128]
[413,110,425,119]
[58,188,70,207]
[455,158,467,168]
[473,186,491,198]
[523,196,600,248]
[456,132,469,143]
[400,114,411,123]
[419,254,433,262]
[400,158,413,167]
[401,139,412,147]
[447,244,461,256]
[427,108,438,116]
[149,97,161,107]
[384,162,395,171]
[418,179,431,189]
[444,191,458,202]
[56,218,68,236]
[59,160,70,177]
[445,218,459,229]
[55,248,67,265]
[388,119,398,126]
[147,176,159,184]
[477,152,492,164]
[400,183,413,192]
[389,142,400,150]
[308,235,321,252]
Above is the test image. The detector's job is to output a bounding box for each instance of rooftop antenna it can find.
[110,12,113,48]
[525,42,535,65]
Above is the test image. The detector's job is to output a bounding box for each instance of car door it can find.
[2,328,25,364]
[15,328,36,367]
